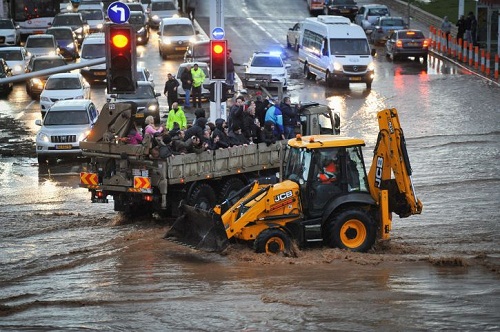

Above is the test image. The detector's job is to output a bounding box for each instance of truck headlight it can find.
[367,61,375,71]
[38,132,50,143]
[333,62,343,71]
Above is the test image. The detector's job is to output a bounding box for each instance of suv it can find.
[78,5,105,33]
[25,55,67,99]
[25,34,59,57]
[158,17,197,59]
[50,13,89,44]
[46,27,79,61]
[243,52,290,89]
[79,33,106,83]
[35,99,99,164]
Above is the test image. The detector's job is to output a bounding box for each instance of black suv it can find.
[324,0,359,21]
[50,13,89,44]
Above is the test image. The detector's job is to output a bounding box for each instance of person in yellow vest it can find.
[191,63,205,108]
[166,102,187,131]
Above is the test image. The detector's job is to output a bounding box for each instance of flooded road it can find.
[1,1,500,329]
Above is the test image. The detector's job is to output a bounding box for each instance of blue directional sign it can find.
[212,27,225,40]
[107,1,131,24]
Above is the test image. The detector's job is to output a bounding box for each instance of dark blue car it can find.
[46,27,80,61]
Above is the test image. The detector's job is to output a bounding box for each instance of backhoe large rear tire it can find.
[254,228,291,255]
[187,183,216,211]
[218,177,245,206]
[324,209,377,252]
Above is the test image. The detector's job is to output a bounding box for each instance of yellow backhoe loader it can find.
[166,108,423,254]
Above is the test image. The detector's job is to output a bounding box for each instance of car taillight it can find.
[423,39,429,47]
[396,40,403,48]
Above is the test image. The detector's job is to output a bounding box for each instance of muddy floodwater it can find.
[1,73,500,330]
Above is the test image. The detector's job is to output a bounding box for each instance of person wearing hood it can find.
[212,118,231,149]
[183,116,207,142]
[228,124,249,146]
[261,120,278,146]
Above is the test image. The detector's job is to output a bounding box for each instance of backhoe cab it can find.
[166,108,422,254]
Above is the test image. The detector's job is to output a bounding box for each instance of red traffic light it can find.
[213,43,224,54]
[111,33,129,48]
[210,40,227,80]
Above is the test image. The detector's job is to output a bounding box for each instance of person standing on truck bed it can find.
[166,102,187,131]
[280,96,300,139]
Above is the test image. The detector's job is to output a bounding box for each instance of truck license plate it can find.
[350,77,362,81]
[56,144,72,150]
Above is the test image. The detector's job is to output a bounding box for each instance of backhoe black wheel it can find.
[324,209,377,252]
[254,228,291,255]
[187,182,216,211]
[218,177,245,206]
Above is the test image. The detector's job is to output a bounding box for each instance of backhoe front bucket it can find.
[165,203,229,253]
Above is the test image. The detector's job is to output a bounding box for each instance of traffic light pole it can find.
[209,0,225,122]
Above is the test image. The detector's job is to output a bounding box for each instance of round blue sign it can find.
[212,27,225,40]
[107,1,131,24]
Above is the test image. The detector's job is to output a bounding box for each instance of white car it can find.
[243,52,290,89]
[147,0,179,29]
[0,46,29,76]
[137,67,155,88]
[0,18,21,46]
[25,34,59,57]
[35,99,99,164]
[40,73,91,116]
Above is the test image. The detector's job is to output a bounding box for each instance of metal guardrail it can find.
[0,58,106,84]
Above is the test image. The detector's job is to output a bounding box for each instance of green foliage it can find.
[405,0,477,23]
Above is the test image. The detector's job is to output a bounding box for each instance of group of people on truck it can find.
[124,93,301,160]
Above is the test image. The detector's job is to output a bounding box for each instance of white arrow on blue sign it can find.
[107,1,131,24]
[212,27,225,40]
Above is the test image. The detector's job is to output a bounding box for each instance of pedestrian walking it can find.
[180,65,193,108]
[440,16,452,48]
[191,63,205,108]
[163,73,179,111]
[186,0,198,22]
[226,49,235,92]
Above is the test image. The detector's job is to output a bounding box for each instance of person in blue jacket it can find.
[264,100,285,140]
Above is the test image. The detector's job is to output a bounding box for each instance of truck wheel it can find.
[187,183,216,211]
[254,228,291,255]
[325,209,377,252]
[219,177,245,206]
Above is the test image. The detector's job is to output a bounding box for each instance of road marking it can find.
[14,100,37,120]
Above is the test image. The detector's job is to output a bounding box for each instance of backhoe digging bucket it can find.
[165,203,229,253]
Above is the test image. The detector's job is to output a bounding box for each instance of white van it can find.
[157,17,197,60]
[298,15,375,89]
[79,33,106,83]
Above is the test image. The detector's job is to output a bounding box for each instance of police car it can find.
[242,51,290,89]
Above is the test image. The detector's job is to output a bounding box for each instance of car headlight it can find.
[147,104,158,112]
[13,65,22,73]
[40,96,50,102]
[31,78,42,85]
[97,23,103,30]
[75,27,83,33]
[66,42,74,49]
[333,62,343,71]
[189,36,196,43]
[38,132,50,143]
[367,61,375,71]
[162,37,171,44]
[152,15,159,20]
[78,130,91,142]
[138,27,145,33]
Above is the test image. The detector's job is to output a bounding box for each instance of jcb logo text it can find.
[275,190,293,202]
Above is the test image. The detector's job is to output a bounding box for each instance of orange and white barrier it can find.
[469,43,474,66]
[474,46,479,69]
[463,41,468,63]
[480,49,485,72]
[457,38,462,61]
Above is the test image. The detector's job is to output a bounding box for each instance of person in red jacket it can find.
[318,157,338,183]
